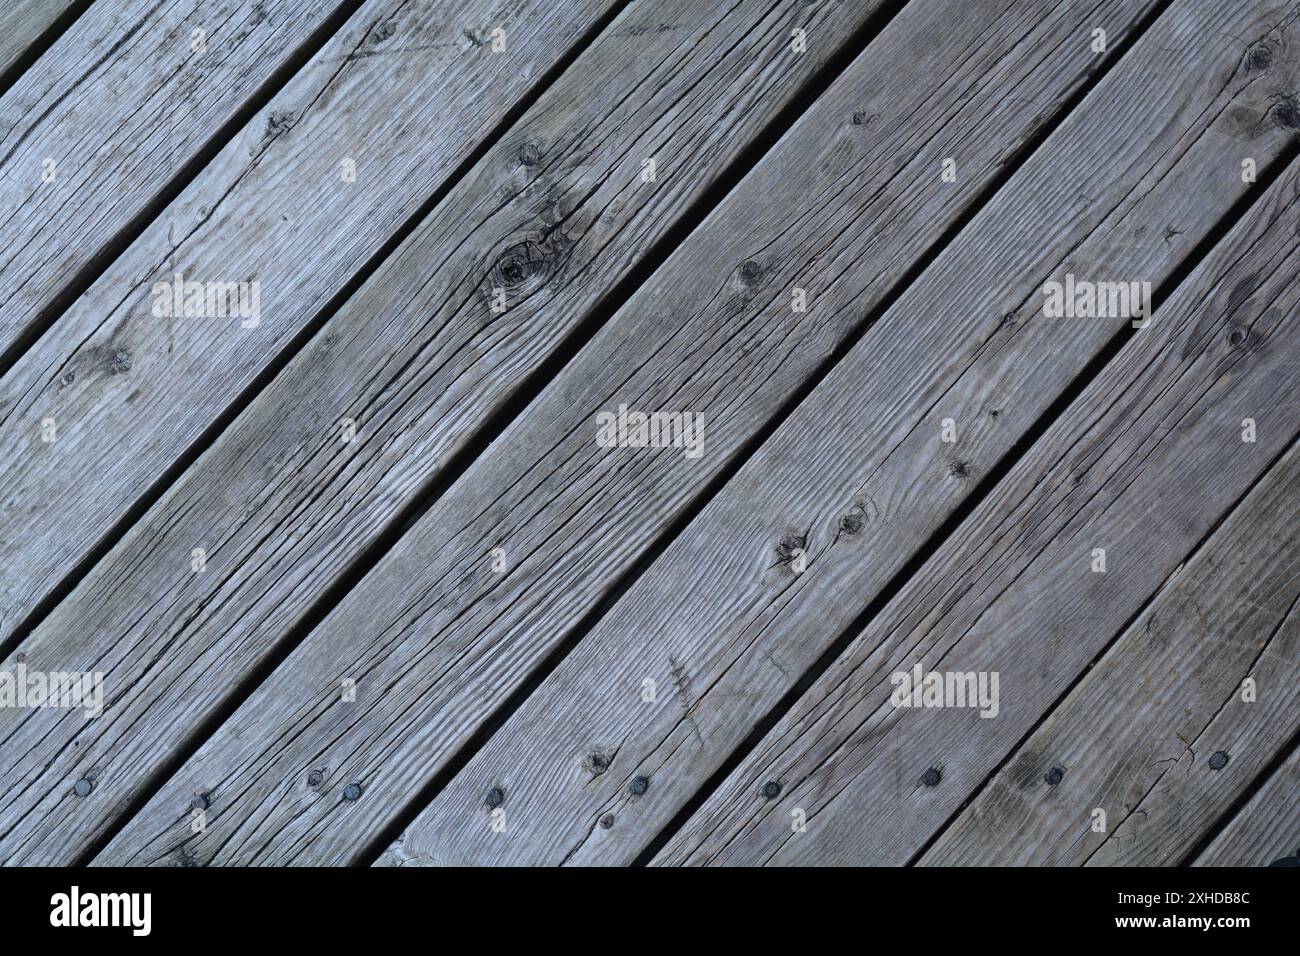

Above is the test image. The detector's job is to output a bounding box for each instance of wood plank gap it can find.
[913,428,1300,866]
[639,157,1300,861]
[1180,725,1300,865]
[78,0,917,870]
[0,1,91,99]
[54,0,918,867]
[361,0,1180,871]
[0,0,630,671]
[0,0,370,383]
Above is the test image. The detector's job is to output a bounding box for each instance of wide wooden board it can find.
[0,0,353,366]
[0,0,618,648]
[381,0,1300,866]
[94,0,1168,865]
[920,440,1300,865]
[653,151,1300,866]
[0,0,903,864]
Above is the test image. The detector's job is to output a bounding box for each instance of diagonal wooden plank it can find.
[650,150,1300,867]
[0,0,621,648]
[374,0,1300,867]
[0,1,81,89]
[920,439,1300,866]
[0,0,907,865]
[0,0,361,368]
[1193,745,1300,866]
[92,0,1170,866]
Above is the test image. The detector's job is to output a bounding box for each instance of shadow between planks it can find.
[2,0,1289,868]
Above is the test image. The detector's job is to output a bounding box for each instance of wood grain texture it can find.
[920,440,1300,865]
[0,0,351,363]
[1194,746,1300,866]
[381,0,1300,867]
[0,0,901,865]
[93,0,1166,866]
[0,0,79,82]
[0,0,617,647]
[652,150,1300,867]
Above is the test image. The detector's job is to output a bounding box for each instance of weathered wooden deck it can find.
[0,0,1295,867]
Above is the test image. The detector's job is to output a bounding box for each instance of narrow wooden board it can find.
[1193,746,1300,866]
[0,0,354,364]
[93,0,1168,866]
[650,151,1300,867]
[0,0,80,85]
[380,0,1300,866]
[0,0,619,644]
[0,0,904,865]
[920,440,1300,865]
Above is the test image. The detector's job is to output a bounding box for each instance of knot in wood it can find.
[1245,42,1273,72]
[776,534,804,562]
[1271,96,1300,130]
[518,142,542,167]
[493,239,550,291]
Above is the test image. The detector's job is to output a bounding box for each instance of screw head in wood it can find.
[629,775,650,796]
[343,782,363,801]
[921,767,942,787]
[73,778,93,797]
[1208,751,1229,770]
[761,780,782,800]
[1044,767,1064,786]
[485,786,505,809]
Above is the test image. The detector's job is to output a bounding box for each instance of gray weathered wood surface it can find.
[380,0,1300,866]
[0,0,1293,867]
[0,0,902,864]
[651,148,1300,866]
[0,0,80,84]
[92,0,1170,866]
[1194,746,1300,867]
[0,0,617,650]
[0,0,350,363]
[921,439,1300,865]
